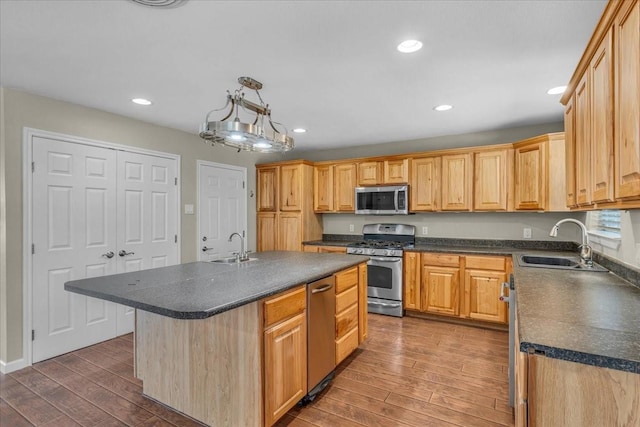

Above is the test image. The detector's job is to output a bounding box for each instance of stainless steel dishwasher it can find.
[305,275,336,402]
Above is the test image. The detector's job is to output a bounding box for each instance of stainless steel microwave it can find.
[355,185,409,215]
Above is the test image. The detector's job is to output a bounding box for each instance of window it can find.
[587,209,622,250]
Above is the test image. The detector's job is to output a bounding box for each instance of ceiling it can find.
[0,0,606,153]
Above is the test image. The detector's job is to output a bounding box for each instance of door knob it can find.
[202,246,214,252]
[101,251,115,259]
[118,250,135,257]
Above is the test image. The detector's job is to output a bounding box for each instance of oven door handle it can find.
[369,257,401,263]
[368,300,402,308]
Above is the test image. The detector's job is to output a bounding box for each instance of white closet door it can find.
[31,137,118,362]
[198,162,246,261]
[115,151,179,334]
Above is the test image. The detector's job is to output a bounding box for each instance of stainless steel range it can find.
[346,224,415,317]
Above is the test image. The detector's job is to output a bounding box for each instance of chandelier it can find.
[199,77,294,153]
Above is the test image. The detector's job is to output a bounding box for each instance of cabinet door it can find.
[403,252,421,310]
[384,159,409,183]
[410,157,440,211]
[318,246,346,254]
[277,212,302,251]
[464,269,507,323]
[334,163,357,211]
[257,212,278,252]
[264,312,307,427]
[257,166,278,211]
[615,0,640,200]
[358,161,382,185]
[575,73,591,206]
[358,263,368,344]
[313,164,334,212]
[441,153,472,211]
[564,96,577,207]
[474,149,510,211]
[303,245,319,253]
[422,266,460,316]
[514,142,545,210]
[590,27,615,203]
[280,164,302,211]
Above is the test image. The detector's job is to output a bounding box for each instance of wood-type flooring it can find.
[1,314,513,426]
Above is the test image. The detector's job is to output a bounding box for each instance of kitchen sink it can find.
[517,254,608,272]
[210,257,258,264]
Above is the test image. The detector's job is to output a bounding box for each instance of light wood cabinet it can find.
[441,153,472,211]
[513,133,566,211]
[614,0,640,201]
[357,161,382,185]
[474,148,512,211]
[463,255,508,324]
[334,266,361,365]
[564,95,577,207]
[590,27,615,204]
[257,166,278,212]
[302,244,347,254]
[575,73,591,206]
[403,251,421,310]
[257,161,322,252]
[410,156,440,211]
[263,286,307,427]
[313,164,334,212]
[358,263,368,344]
[384,158,409,183]
[334,163,357,211]
[421,253,461,317]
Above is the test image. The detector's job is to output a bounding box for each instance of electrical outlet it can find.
[349,224,355,233]
[422,226,428,235]
[523,228,532,239]
[184,204,194,215]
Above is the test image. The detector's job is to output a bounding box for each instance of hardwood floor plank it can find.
[288,405,366,427]
[33,361,155,426]
[136,416,176,426]
[0,375,65,425]
[273,413,319,427]
[39,414,82,426]
[429,393,514,426]
[10,367,113,425]
[494,398,512,415]
[384,392,505,427]
[73,347,141,385]
[1,397,34,426]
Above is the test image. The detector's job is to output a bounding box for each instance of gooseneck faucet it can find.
[228,232,248,261]
[549,218,592,266]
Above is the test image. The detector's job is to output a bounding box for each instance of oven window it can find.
[368,265,393,289]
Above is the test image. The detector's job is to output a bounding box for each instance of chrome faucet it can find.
[228,232,248,261]
[549,218,592,266]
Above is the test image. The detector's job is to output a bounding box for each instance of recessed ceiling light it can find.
[397,40,423,53]
[293,128,307,133]
[433,104,453,112]
[546,86,567,95]
[131,98,152,106]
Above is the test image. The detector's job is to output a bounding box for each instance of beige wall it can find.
[0,88,280,365]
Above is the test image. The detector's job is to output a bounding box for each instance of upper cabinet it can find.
[357,158,408,186]
[383,159,409,184]
[313,162,357,213]
[614,0,640,201]
[562,0,640,208]
[279,163,304,211]
[257,166,278,212]
[357,161,382,185]
[513,133,567,211]
[474,148,513,211]
[441,153,472,211]
[410,156,440,212]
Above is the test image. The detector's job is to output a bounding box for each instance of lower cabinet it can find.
[404,251,510,325]
[334,266,360,365]
[302,244,347,254]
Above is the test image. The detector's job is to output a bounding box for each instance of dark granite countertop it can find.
[65,251,369,320]
[512,251,640,373]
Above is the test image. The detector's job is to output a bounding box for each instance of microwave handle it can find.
[394,189,399,211]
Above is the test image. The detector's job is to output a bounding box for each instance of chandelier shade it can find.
[199,77,294,153]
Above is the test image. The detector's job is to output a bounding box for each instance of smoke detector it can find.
[130,0,187,8]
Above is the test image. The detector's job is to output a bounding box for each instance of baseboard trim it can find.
[0,357,29,374]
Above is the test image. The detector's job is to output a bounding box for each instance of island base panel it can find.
[135,304,262,426]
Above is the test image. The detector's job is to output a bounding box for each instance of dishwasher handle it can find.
[311,284,333,294]
[499,281,511,303]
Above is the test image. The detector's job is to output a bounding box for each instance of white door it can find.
[115,151,179,334]
[32,137,118,362]
[198,162,247,261]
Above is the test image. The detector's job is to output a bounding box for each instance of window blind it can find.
[588,209,621,238]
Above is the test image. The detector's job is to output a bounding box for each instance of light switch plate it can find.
[422,226,428,235]
[184,204,194,215]
[349,224,355,232]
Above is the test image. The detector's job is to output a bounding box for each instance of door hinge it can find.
[32,244,35,254]
[243,181,245,189]
[32,162,35,173]
[175,235,178,243]
[175,177,178,186]
[32,329,35,341]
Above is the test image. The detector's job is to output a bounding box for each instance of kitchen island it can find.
[65,251,369,427]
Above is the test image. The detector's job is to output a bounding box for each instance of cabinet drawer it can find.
[335,267,358,293]
[465,255,506,271]
[422,253,460,267]
[263,285,306,329]
[335,304,358,339]
[335,326,359,365]
[336,286,358,313]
